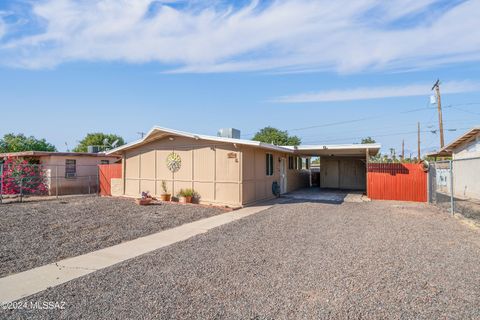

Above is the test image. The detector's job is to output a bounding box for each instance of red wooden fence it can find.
[98,164,122,196]
[367,163,427,202]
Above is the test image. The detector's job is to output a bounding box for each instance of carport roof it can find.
[283,144,381,157]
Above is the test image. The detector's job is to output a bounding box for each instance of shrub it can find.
[177,188,195,198]
[1,157,48,195]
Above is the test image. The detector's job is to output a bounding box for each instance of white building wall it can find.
[452,133,480,160]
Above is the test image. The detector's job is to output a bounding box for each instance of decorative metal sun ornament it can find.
[166,152,182,173]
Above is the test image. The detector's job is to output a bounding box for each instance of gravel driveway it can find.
[0,196,226,277]
[2,200,480,319]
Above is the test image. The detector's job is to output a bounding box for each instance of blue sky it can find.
[1,0,480,156]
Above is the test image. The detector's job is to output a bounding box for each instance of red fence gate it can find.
[367,163,427,202]
[98,164,122,196]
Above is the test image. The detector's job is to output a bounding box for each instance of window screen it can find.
[288,156,294,170]
[65,159,76,178]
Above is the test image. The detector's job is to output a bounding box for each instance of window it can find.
[100,160,110,164]
[305,158,310,170]
[266,153,274,176]
[296,157,302,170]
[65,159,76,178]
[288,156,294,170]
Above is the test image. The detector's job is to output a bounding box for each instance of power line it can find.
[242,106,433,137]
[300,127,471,145]
[242,102,476,138]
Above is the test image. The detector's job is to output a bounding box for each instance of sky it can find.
[1,0,480,157]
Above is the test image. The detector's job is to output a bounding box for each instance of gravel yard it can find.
[0,196,226,277]
[3,200,480,319]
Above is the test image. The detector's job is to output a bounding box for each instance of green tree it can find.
[361,137,376,144]
[252,127,301,146]
[73,133,125,152]
[0,133,57,153]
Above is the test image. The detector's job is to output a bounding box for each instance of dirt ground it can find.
[3,200,479,319]
[0,196,226,277]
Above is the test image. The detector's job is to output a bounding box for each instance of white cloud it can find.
[0,17,5,40]
[271,80,480,103]
[0,0,479,72]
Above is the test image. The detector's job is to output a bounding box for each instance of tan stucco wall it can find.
[241,148,309,205]
[122,137,309,207]
[123,136,242,206]
[40,155,119,195]
[110,178,124,197]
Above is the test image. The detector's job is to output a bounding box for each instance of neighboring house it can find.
[107,126,380,207]
[428,127,480,160]
[0,151,120,195]
[428,127,480,200]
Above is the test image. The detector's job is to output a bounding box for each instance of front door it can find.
[280,158,287,194]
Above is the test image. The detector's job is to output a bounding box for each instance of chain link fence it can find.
[429,157,480,222]
[0,163,100,204]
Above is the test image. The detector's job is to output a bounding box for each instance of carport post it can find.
[365,148,369,197]
[449,160,454,216]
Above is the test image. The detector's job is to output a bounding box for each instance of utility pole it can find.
[401,139,405,161]
[137,132,146,139]
[417,122,421,162]
[432,79,445,148]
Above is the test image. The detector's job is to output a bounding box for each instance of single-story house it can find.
[0,151,120,195]
[107,126,380,207]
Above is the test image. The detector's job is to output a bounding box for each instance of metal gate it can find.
[367,163,427,202]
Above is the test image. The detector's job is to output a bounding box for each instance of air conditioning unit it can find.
[65,172,76,178]
[87,145,101,153]
[217,128,241,139]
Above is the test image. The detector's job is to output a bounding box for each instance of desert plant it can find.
[178,188,195,197]
[161,180,168,194]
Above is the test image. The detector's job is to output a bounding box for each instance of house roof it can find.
[0,151,120,158]
[426,127,480,157]
[106,126,294,154]
[106,126,382,157]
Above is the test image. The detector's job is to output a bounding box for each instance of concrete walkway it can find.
[0,204,272,304]
[283,187,367,203]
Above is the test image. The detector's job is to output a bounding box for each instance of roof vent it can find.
[217,128,240,139]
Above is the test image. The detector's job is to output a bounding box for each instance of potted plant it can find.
[135,191,153,205]
[159,180,171,201]
[177,188,195,204]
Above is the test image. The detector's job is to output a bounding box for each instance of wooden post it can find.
[417,122,421,162]
[401,139,405,161]
[432,79,445,148]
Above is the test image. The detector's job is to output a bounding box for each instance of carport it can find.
[289,144,381,191]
